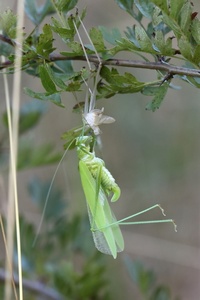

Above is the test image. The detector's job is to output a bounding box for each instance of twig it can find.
[0,268,64,300]
[0,34,16,47]
[1,52,200,78]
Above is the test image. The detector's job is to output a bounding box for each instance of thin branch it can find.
[0,268,64,300]
[0,34,16,47]
[1,52,200,78]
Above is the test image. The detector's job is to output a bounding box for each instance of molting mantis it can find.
[34,11,176,258]
[72,13,176,259]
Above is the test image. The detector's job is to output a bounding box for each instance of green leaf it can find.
[67,41,83,54]
[0,9,17,38]
[25,0,55,25]
[135,25,153,51]
[53,0,78,13]
[151,0,168,14]
[143,82,169,111]
[191,18,200,44]
[36,24,55,58]
[153,31,175,56]
[98,66,149,98]
[25,0,42,25]
[55,60,74,75]
[43,63,68,90]
[51,16,75,40]
[39,64,57,93]
[192,45,200,65]
[178,36,193,60]
[24,88,64,107]
[114,0,134,16]
[89,27,105,52]
[170,0,187,19]
[179,2,192,34]
[99,26,121,46]
[135,0,155,19]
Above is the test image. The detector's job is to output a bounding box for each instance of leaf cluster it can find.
[1,0,200,112]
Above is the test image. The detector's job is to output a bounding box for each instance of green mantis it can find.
[76,135,124,258]
[76,134,176,259]
[71,12,177,259]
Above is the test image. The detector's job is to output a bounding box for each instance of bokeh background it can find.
[1,1,200,299]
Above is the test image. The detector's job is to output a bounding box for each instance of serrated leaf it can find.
[0,9,17,38]
[135,26,153,51]
[144,83,169,111]
[153,31,175,56]
[89,27,105,52]
[152,6,163,26]
[36,24,55,58]
[53,0,78,13]
[99,66,148,98]
[67,41,83,54]
[135,0,155,19]
[114,0,134,16]
[51,17,75,40]
[151,0,168,14]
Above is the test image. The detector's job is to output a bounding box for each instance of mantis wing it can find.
[79,160,124,259]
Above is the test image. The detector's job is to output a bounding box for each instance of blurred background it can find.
[1,0,200,299]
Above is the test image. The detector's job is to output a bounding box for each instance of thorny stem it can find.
[1,52,200,78]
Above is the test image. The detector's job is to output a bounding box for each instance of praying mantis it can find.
[70,13,177,259]
[32,11,177,259]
